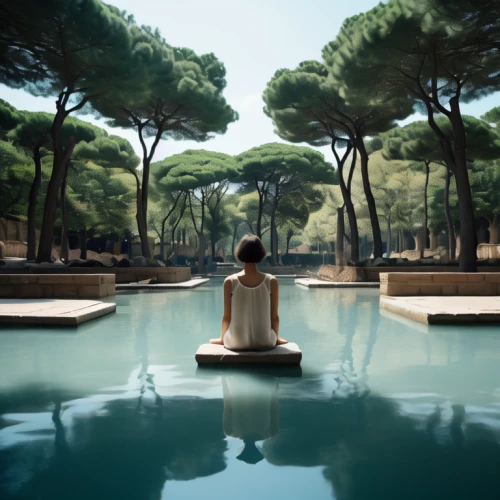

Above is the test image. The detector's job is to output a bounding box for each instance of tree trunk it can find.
[355,136,382,258]
[256,187,265,239]
[444,170,456,261]
[332,140,359,263]
[232,223,239,257]
[413,233,422,253]
[60,165,70,263]
[80,226,87,260]
[286,229,293,255]
[26,146,42,261]
[387,214,391,257]
[136,192,151,258]
[489,215,499,244]
[449,102,477,271]
[36,120,75,262]
[336,207,345,266]
[270,198,278,265]
[197,233,205,274]
[421,160,430,259]
[429,230,437,251]
[160,221,166,260]
[211,238,216,259]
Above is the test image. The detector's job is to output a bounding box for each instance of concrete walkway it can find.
[380,296,500,325]
[295,278,379,288]
[0,299,115,326]
[116,278,209,290]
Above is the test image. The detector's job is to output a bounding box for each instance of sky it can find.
[1,0,500,163]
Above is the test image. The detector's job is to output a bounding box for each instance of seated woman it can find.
[211,235,288,350]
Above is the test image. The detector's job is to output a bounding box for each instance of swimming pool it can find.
[1,278,500,499]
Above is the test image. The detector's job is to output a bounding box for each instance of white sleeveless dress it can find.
[223,273,277,351]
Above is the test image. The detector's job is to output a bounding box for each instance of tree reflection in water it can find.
[2,289,500,499]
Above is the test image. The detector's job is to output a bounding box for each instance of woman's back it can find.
[223,272,276,350]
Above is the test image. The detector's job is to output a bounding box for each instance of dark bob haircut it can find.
[235,235,267,263]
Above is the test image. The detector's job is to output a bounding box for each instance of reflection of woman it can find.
[211,235,287,349]
[222,375,279,464]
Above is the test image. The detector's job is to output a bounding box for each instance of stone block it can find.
[384,284,420,296]
[19,284,45,298]
[441,285,458,295]
[484,274,500,283]
[37,275,74,285]
[442,274,468,282]
[77,285,103,297]
[53,285,79,297]
[407,273,434,282]
[418,284,442,296]
[101,274,115,284]
[466,274,486,282]
[457,283,494,296]
[0,285,15,297]
[195,342,302,365]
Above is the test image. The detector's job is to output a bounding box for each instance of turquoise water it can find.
[1,279,500,499]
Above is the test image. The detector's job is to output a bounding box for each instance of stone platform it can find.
[0,265,191,285]
[116,278,209,290]
[380,296,500,325]
[0,299,115,326]
[0,274,115,298]
[195,342,302,365]
[295,278,379,288]
[380,272,500,296]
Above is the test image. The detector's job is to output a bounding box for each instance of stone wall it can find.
[0,274,115,298]
[380,272,500,296]
[317,264,500,283]
[0,241,28,258]
[316,265,365,282]
[477,244,500,260]
[389,246,448,261]
[0,266,191,284]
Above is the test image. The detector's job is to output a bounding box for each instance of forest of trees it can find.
[1,0,500,272]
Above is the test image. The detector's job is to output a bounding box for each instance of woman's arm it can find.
[270,277,280,335]
[270,277,287,344]
[211,278,232,344]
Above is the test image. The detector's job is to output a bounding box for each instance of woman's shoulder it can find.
[224,273,241,286]
[225,272,242,281]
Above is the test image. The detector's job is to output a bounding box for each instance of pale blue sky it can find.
[1,0,499,162]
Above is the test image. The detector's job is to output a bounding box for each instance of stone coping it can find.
[380,295,500,325]
[380,272,500,296]
[0,266,191,284]
[195,342,302,365]
[116,278,209,290]
[318,265,500,283]
[295,278,379,288]
[0,298,116,326]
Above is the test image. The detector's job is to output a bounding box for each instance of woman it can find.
[210,235,288,350]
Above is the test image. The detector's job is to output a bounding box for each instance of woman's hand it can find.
[210,338,224,345]
[276,337,288,345]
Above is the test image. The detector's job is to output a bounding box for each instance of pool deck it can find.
[116,278,209,290]
[380,295,500,325]
[295,278,380,288]
[0,299,116,326]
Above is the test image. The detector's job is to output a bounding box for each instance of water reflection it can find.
[1,283,500,499]
[222,374,279,464]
